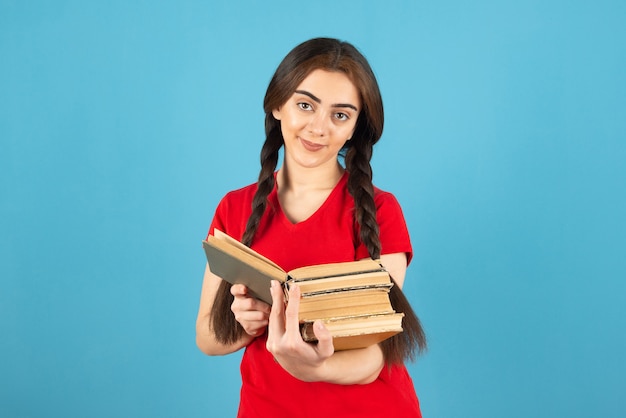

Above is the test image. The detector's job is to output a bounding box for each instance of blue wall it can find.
[1,1,624,417]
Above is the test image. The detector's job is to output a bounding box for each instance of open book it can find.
[202,229,404,350]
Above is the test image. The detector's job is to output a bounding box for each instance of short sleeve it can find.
[355,191,413,264]
[207,196,228,239]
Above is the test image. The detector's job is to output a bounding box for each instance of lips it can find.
[300,137,325,152]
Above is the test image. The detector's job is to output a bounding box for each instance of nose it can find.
[307,111,328,137]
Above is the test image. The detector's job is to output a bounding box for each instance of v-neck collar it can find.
[269,171,349,229]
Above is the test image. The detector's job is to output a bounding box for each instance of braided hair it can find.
[210,38,426,363]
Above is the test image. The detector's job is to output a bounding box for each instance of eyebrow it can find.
[294,90,359,112]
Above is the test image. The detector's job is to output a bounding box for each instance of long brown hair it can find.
[210,38,426,364]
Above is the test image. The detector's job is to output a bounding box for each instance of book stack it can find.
[203,229,403,351]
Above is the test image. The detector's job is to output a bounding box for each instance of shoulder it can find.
[219,182,258,206]
[209,181,258,240]
[371,186,408,232]
[342,172,403,210]
[372,185,404,213]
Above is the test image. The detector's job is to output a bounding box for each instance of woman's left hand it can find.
[266,280,335,382]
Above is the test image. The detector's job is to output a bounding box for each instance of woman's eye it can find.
[298,102,312,111]
[335,112,349,121]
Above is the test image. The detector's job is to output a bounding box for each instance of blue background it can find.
[1,1,625,417]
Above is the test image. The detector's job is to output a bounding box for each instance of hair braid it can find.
[209,125,282,345]
[345,133,427,364]
[345,137,380,260]
[242,124,282,247]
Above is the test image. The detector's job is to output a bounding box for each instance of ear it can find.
[272,108,282,120]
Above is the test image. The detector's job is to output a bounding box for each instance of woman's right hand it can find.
[230,284,271,337]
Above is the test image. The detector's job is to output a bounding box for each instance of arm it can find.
[195,264,271,355]
[380,252,408,289]
[265,252,407,384]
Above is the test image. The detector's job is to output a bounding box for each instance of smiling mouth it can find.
[300,138,324,151]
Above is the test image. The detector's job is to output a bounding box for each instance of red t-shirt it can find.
[209,172,421,418]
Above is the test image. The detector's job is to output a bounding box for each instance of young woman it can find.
[196,38,426,418]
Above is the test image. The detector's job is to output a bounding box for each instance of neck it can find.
[277,160,344,194]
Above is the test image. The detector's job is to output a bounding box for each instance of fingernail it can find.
[291,284,300,296]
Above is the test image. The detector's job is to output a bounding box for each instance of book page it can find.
[288,258,385,281]
[213,229,284,272]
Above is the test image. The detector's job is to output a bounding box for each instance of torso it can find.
[209,171,421,418]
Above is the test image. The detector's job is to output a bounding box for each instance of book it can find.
[202,229,404,350]
[297,288,394,322]
[202,229,389,305]
[300,313,405,351]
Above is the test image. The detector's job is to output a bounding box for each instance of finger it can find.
[268,280,286,335]
[230,284,247,296]
[232,308,269,335]
[312,319,334,357]
[245,321,268,337]
[284,284,302,337]
[237,296,272,315]
[253,299,272,314]
[232,291,271,315]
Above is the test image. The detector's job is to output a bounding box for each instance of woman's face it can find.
[273,69,361,171]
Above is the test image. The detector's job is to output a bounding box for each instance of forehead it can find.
[295,69,361,106]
